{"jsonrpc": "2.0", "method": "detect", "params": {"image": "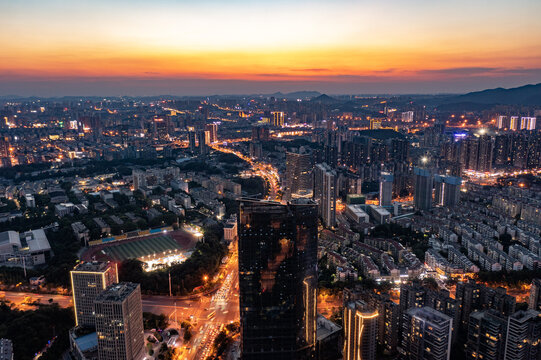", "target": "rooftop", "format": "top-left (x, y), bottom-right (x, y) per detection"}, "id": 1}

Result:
top-left (95, 282), bottom-right (139, 303)
top-left (74, 332), bottom-right (98, 352)
top-left (72, 261), bottom-right (112, 273)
